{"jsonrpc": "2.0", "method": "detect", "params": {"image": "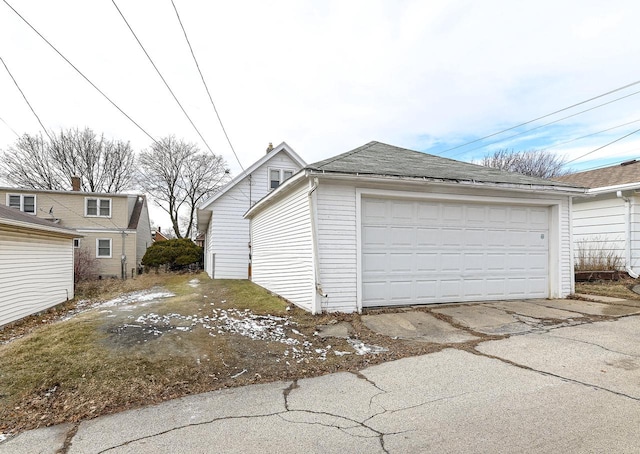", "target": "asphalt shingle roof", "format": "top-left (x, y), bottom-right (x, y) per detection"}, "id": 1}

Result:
top-left (554, 159), bottom-right (640, 189)
top-left (307, 141), bottom-right (578, 188)
top-left (0, 203), bottom-right (78, 235)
